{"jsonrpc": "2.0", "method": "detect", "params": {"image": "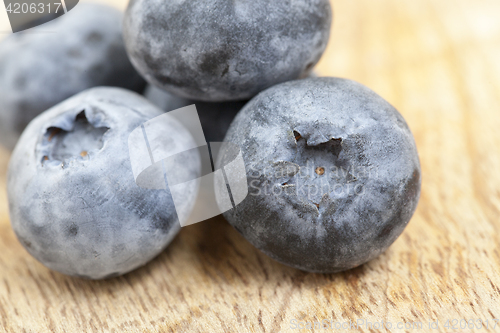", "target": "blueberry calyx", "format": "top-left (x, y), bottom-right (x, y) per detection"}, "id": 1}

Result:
top-left (38, 110), bottom-right (109, 168)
